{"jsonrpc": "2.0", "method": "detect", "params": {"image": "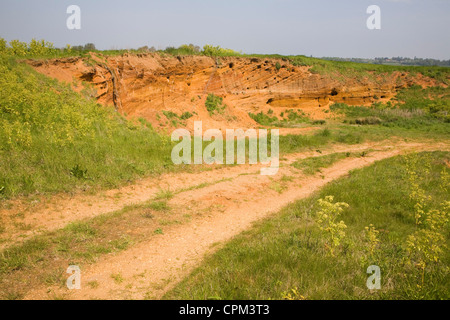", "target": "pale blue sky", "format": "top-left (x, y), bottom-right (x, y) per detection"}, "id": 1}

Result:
top-left (0, 0), bottom-right (449, 59)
